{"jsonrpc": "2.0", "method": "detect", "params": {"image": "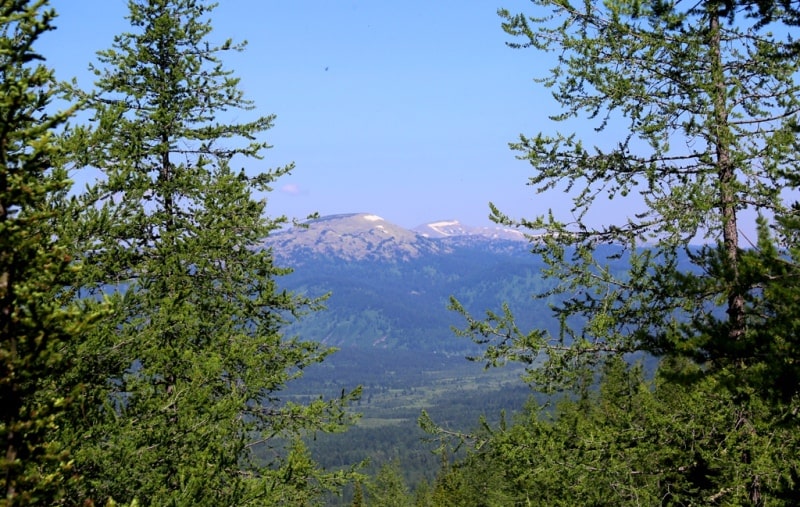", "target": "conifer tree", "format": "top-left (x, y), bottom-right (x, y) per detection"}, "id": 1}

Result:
top-left (366, 460), bottom-right (412, 507)
top-left (351, 480), bottom-right (364, 507)
top-left (0, 1), bottom-right (96, 504)
top-left (444, 0), bottom-right (800, 502)
top-left (454, 0), bottom-right (800, 393)
top-left (56, 1), bottom-right (358, 504)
